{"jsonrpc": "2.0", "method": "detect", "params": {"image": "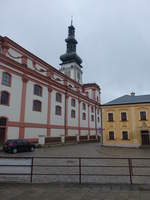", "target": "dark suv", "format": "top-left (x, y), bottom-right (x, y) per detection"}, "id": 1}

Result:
top-left (3, 139), bottom-right (36, 154)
